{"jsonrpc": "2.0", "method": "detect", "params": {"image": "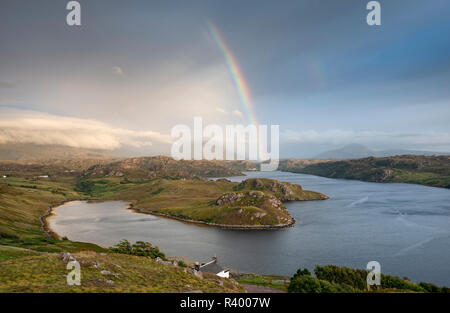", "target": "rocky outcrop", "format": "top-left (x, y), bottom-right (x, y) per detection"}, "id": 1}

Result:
top-left (234, 178), bottom-right (315, 201)
top-left (216, 192), bottom-right (246, 205)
